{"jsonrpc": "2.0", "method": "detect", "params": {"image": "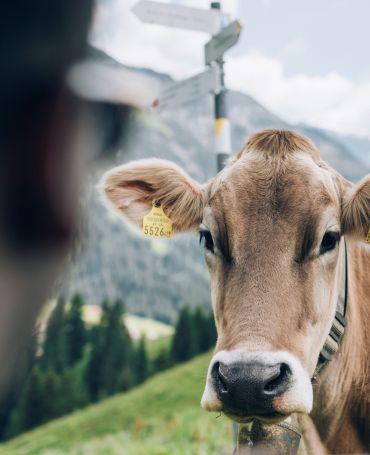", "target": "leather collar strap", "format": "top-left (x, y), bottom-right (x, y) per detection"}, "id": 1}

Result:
top-left (314, 239), bottom-right (348, 376)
